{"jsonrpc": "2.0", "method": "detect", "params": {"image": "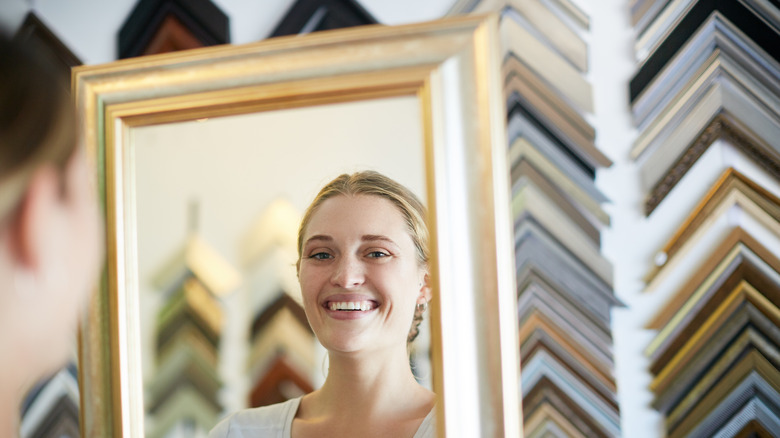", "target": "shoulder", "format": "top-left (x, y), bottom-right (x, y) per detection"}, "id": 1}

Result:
top-left (208, 397), bottom-right (301, 438)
